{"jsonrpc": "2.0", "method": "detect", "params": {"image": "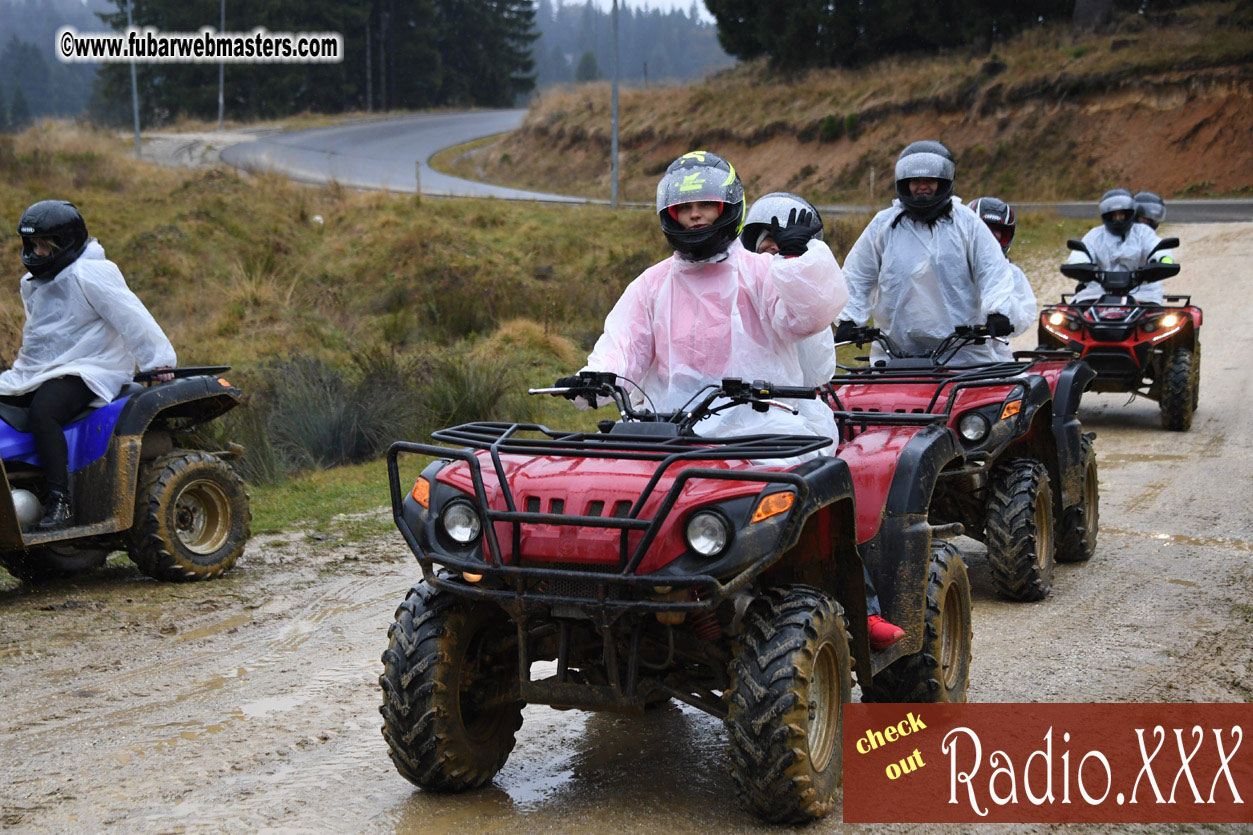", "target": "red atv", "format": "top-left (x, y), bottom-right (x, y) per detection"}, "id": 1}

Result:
top-left (380, 372), bottom-right (973, 823)
top-left (827, 326), bottom-right (1098, 602)
top-left (1038, 236), bottom-right (1200, 431)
